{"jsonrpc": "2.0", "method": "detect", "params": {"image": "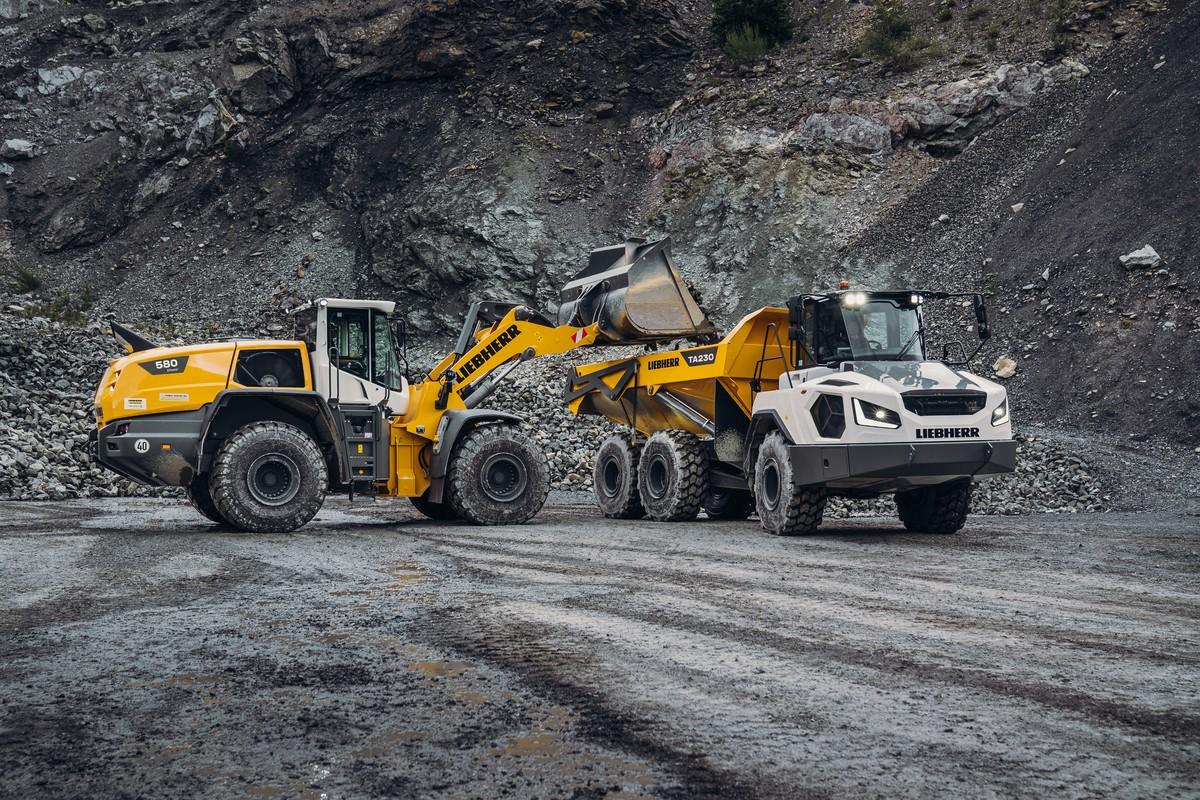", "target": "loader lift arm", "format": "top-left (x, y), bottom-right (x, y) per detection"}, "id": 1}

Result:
top-left (421, 302), bottom-right (600, 413)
